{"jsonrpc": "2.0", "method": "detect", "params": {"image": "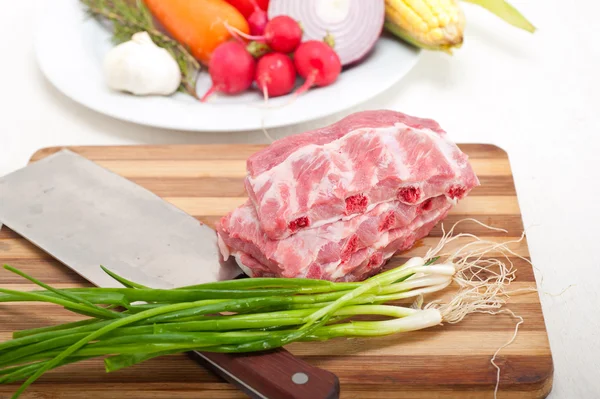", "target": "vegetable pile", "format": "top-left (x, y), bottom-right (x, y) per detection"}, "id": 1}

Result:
top-left (82, 0), bottom-right (535, 100)
top-left (202, 14), bottom-right (342, 101)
